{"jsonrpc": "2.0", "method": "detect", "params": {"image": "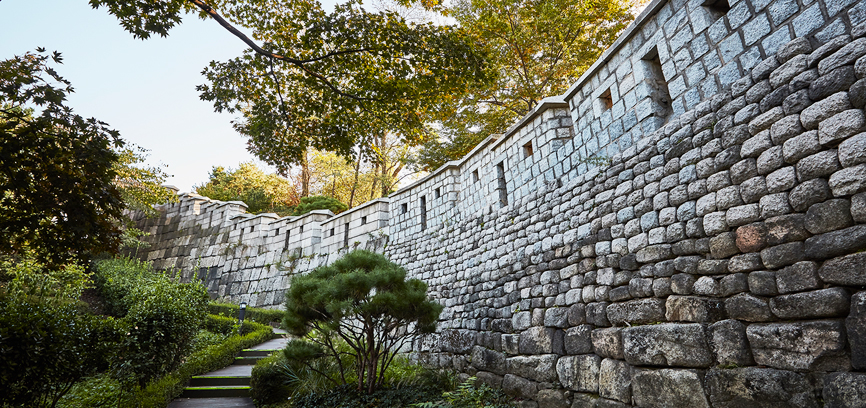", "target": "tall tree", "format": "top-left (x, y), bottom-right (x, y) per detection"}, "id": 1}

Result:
top-left (0, 50), bottom-right (126, 268)
top-left (416, 0), bottom-right (634, 171)
top-left (114, 145), bottom-right (177, 217)
top-left (89, 0), bottom-right (490, 172)
top-left (194, 162), bottom-right (299, 216)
